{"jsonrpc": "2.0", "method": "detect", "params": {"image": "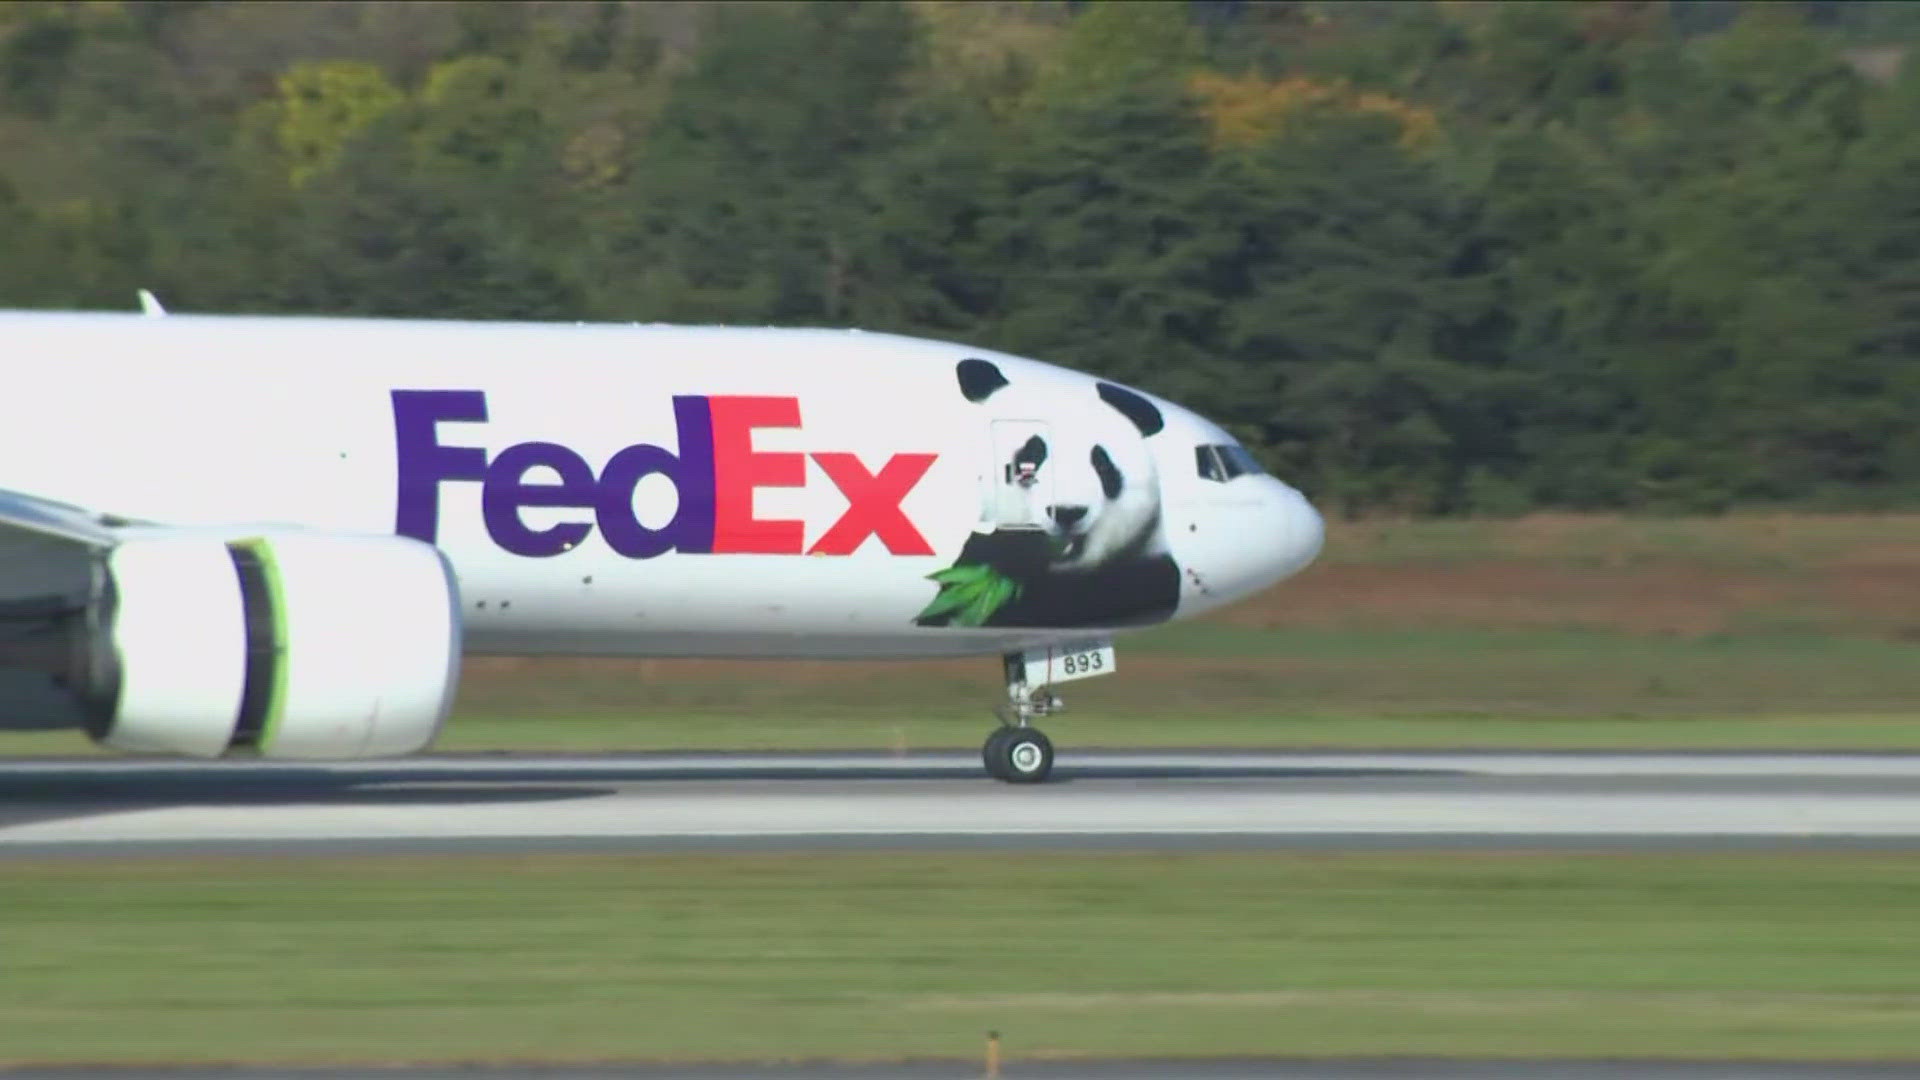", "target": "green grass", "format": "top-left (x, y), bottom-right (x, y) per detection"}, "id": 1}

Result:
top-left (10, 712), bottom-right (1920, 756)
top-left (7, 513), bottom-right (1918, 756)
top-left (435, 712), bottom-right (1920, 752)
top-left (6, 625), bottom-right (1920, 756)
top-left (2, 853), bottom-right (1918, 1064)
top-left (373, 625), bottom-right (1920, 753)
